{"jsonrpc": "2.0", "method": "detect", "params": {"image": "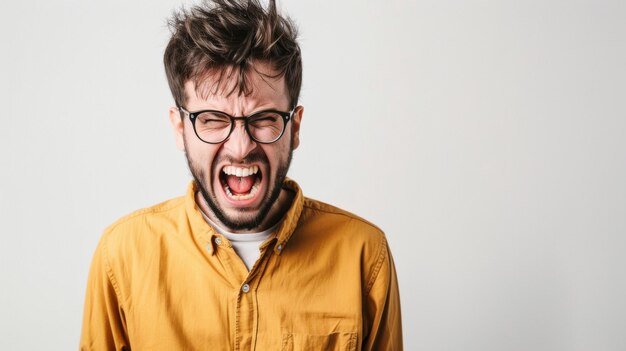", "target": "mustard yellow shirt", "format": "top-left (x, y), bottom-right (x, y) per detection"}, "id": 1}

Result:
top-left (81, 179), bottom-right (402, 350)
